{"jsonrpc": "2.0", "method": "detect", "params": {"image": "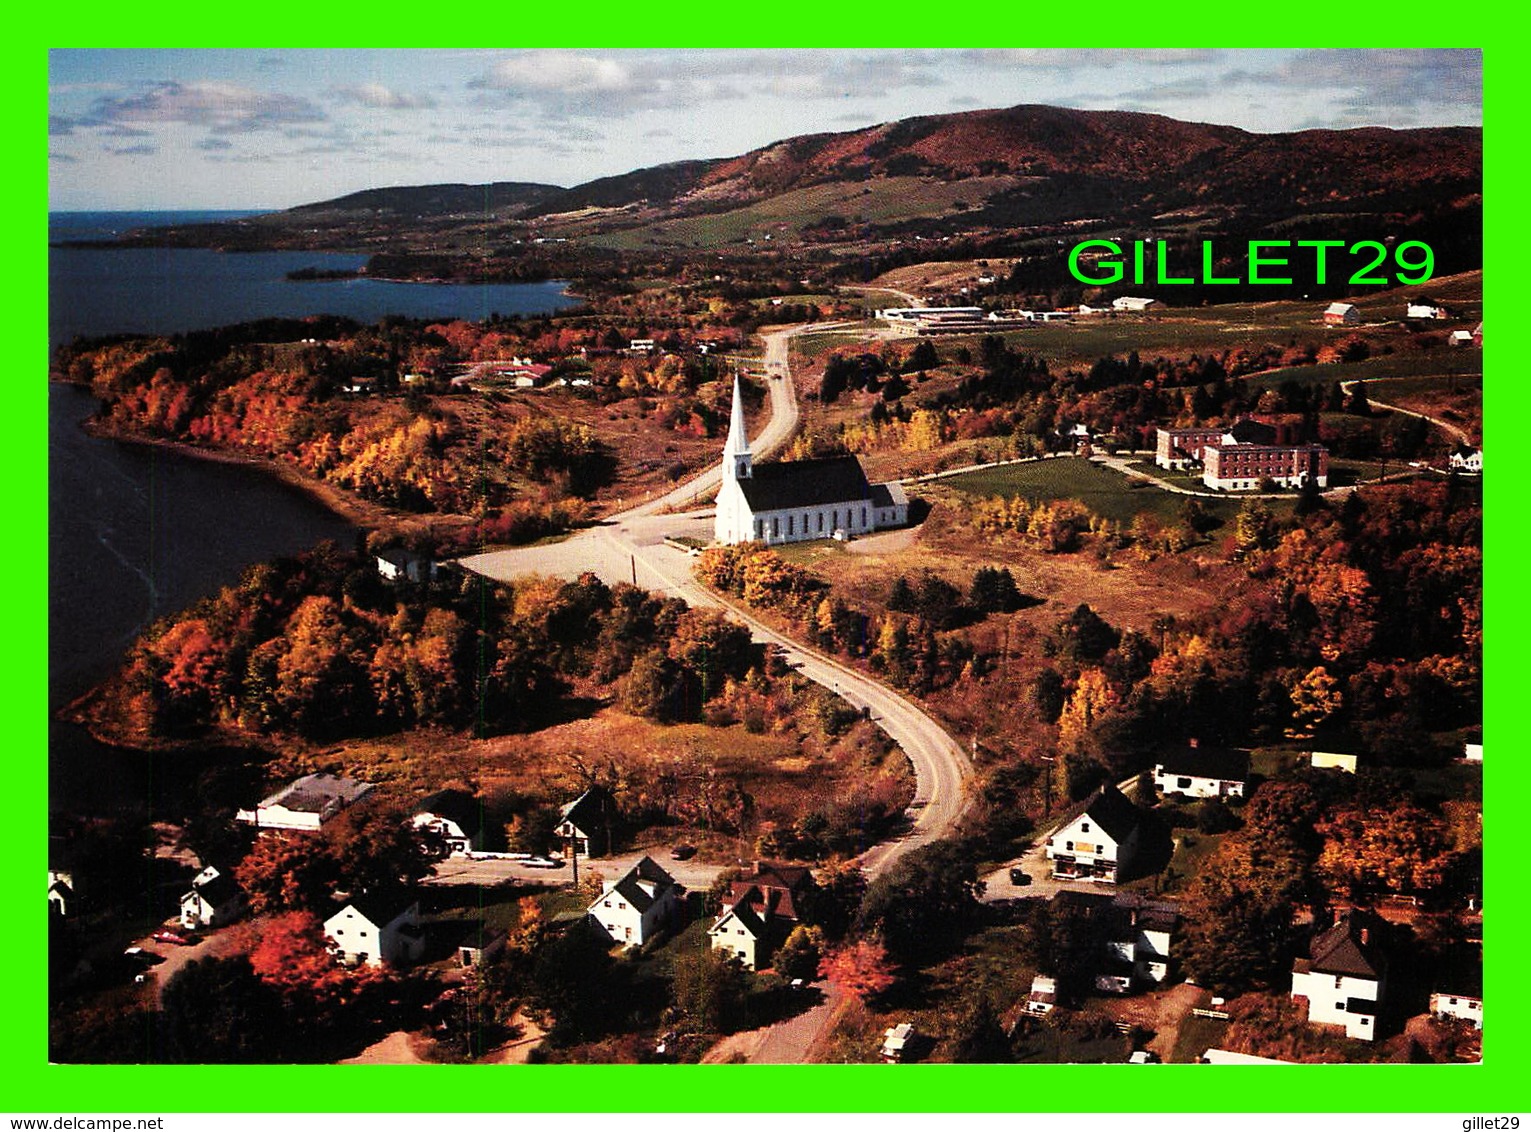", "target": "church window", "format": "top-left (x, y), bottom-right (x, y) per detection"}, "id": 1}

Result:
top-left (817, 512), bottom-right (824, 533)
top-left (788, 515), bottom-right (795, 536)
top-left (755, 519), bottom-right (763, 539)
top-left (862, 507), bottom-right (868, 527)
